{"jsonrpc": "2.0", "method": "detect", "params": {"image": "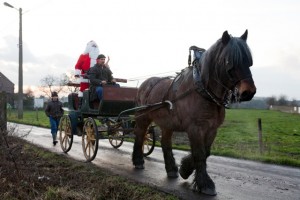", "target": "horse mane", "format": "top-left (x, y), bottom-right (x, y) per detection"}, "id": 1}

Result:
top-left (200, 34), bottom-right (253, 85)
top-left (221, 37), bottom-right (253, 67)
